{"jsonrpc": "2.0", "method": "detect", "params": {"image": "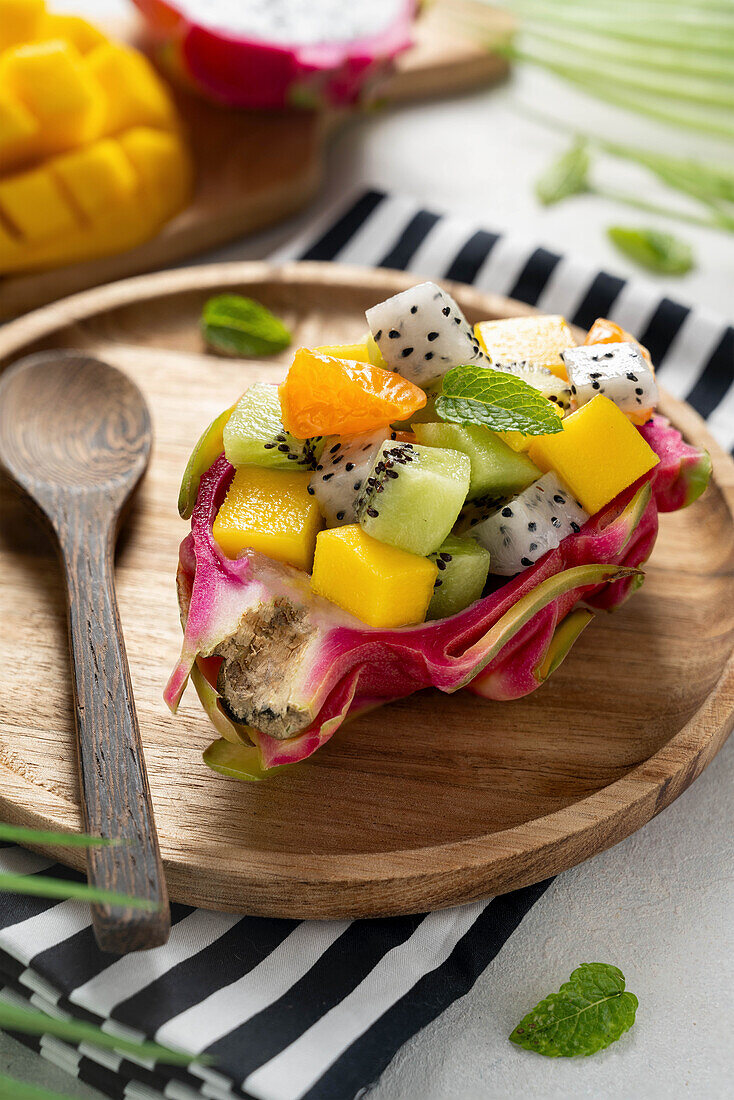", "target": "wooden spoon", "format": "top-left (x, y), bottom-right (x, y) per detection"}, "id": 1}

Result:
top-left (0, 351), bottom-right (169, 953)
